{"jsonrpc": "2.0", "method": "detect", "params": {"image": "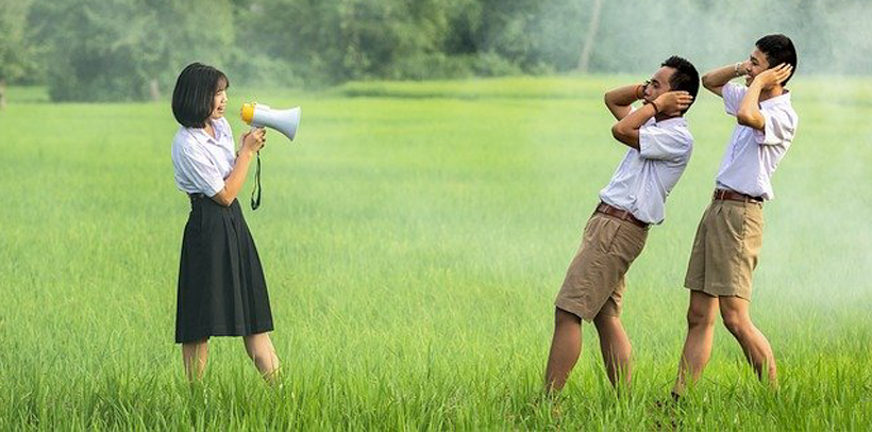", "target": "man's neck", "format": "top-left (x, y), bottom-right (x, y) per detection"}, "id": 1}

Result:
top-left (654, 113), bottom-right (681, 123)
top-left (759, 85), bottom-right (785, 102)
